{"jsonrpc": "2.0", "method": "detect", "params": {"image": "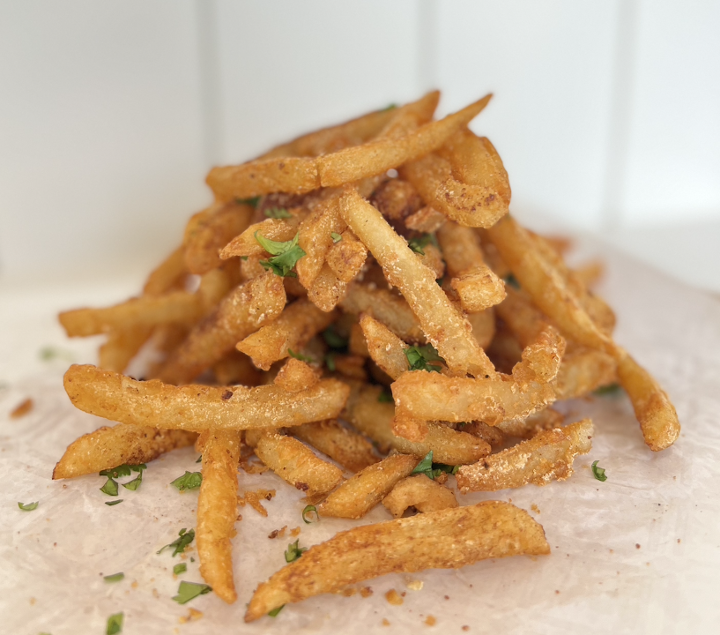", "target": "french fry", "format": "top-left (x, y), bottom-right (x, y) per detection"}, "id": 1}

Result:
top-left (213, 350), bottom-right (263, 386)
top-left (368, 178), bottom-right (424, 222)
top-left (325, 230), bottom-right (368, 283)
top-left (143, 246), bottom-right (188, 296)
top-left (459, 421), bottom-right (505, 447)
top-left (494, 285), bottom-right (551, 348)
top-left (340, 188), bottom-right (496, 379)
top-left (359, 313), bottom-right (409, 380)
top-left (382, 474), bottom-right (458, 518)
top-left (237, 298), bottom-right (334, 370)
top-left (246, 431), bottom-right (344, 499)
top-left (64, 365), bottom-right (350, 432)
top-left (348, 322), bottom-right (369, 357)
top-left (306, 263), bottom-right (349, 312)
top-left (495, 407), bottom-right (565, 439)
top-left (451, 264), bottom-right (506, 313)
top-left (317, 94), bottom-right (492, 187)
top-left (197, 264), bottom-right (238, 313)
top-left (245, 501), bottom-right (550, 621)
top-left (317, 454), bottom-right (419, 519)
top-left (555, 348), bottom-right (617, 400)
top-left (98, 326), bottom-right (153, 373)
top-left (219, 212), bottom-right (307, 260)
top-left (404, 205), bottom-right (447, 233)
top-left (159, 272), bottom-right (286, 384)
top-left (467, 308), bottom-right (495, 350)
top-left (52, 424), bottom-right (197, 479)
top-left (196, 430), bottom-right (241, 604)
top-left (291, 419), bottom-right (378, 473)
top-left (273, 358), bottom-right (320, 393)
top-left (456, 419), bottom-right (593, 493)
top-left (328, 353), bottom-right (367, 380)
top-left (437, 218), bottom-right (487, 275)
